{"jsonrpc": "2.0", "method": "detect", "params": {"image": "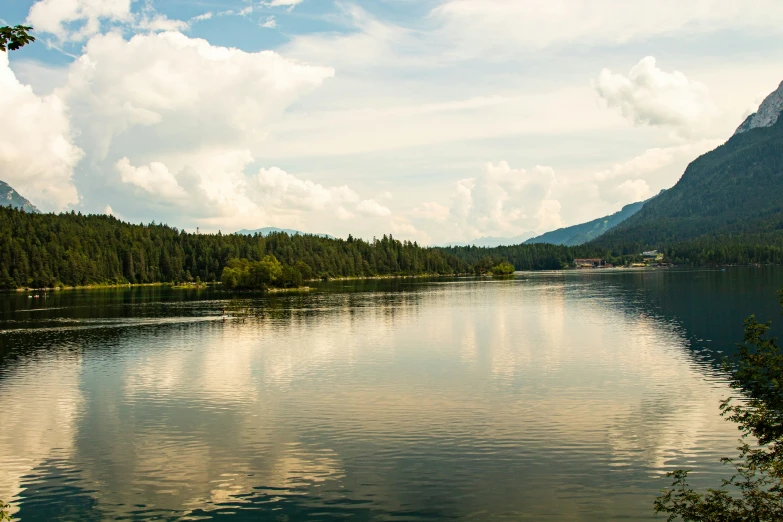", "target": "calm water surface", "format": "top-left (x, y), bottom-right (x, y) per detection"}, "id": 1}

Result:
top-left (1, 267), bottom-right (782, 521)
